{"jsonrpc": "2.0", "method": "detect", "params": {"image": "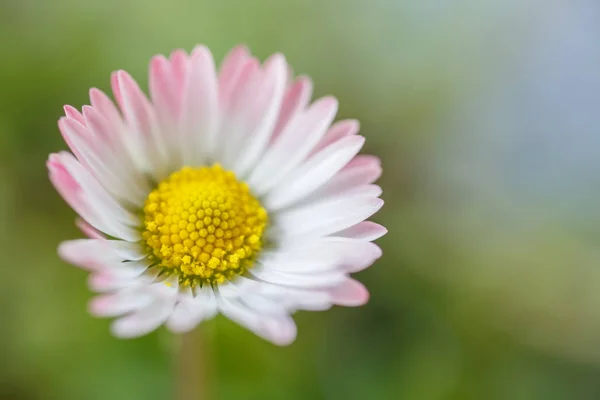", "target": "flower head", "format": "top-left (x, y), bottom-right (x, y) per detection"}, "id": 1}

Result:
top-left (49, 45), bottom-right (385, 345)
